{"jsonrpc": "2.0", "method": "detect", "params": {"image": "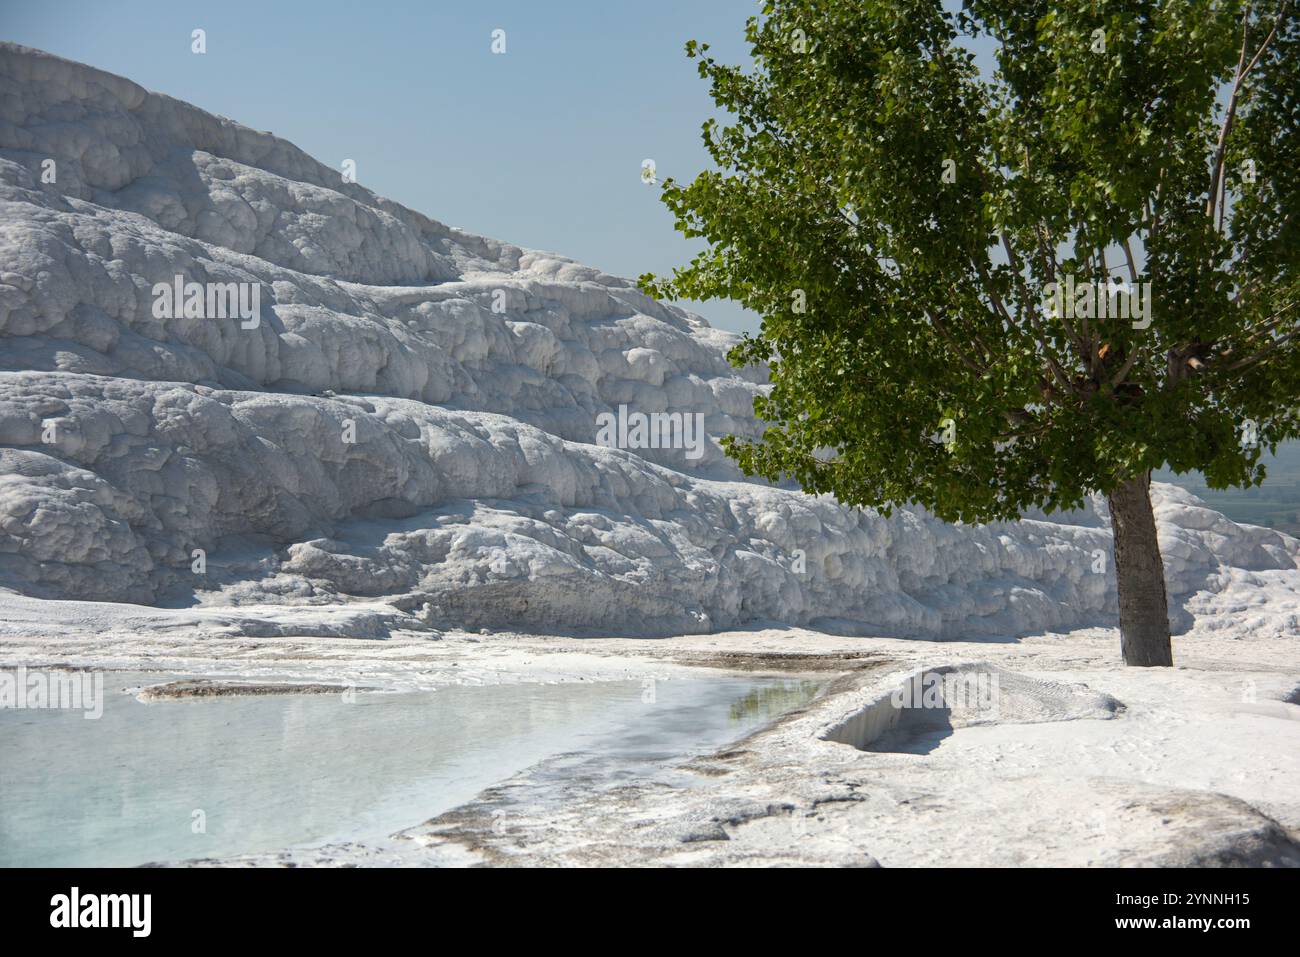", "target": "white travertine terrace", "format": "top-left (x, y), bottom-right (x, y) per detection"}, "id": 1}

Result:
top-left (1, 42), bottom-right (1297, 638)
